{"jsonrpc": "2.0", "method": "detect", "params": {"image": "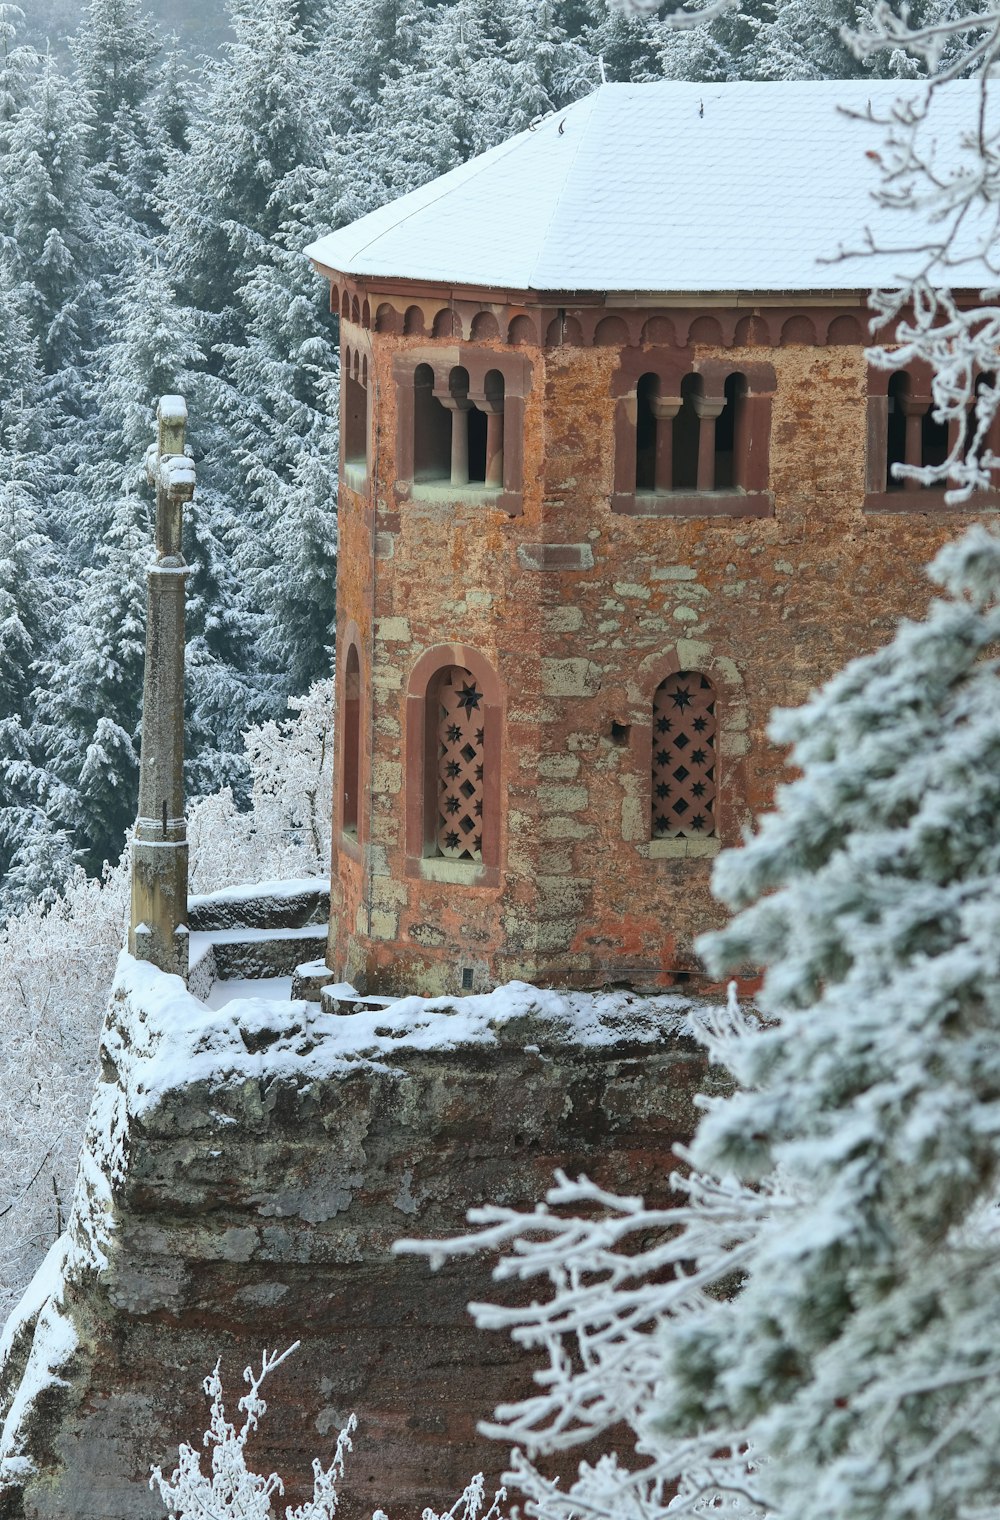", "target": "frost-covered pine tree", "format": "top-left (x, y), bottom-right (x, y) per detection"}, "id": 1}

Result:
top-left (0, 3), bottom-right (37, 146)
top-left (160, 0), bottom-right (326, 349)
top-left (216, 224), bottom-right (340, 695)
top-left (71, 0), bottom-right (164, 233)
top-left (37, 257), bottom-right (205, 873)
top-left (0, 435), bottom-right (71, 906)
top-left (0, 53), bottom-right (105, 382)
